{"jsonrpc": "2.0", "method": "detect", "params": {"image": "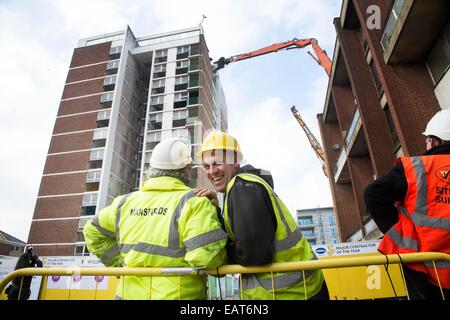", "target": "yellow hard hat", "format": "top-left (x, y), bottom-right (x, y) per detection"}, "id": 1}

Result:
top-left (196, 130), bottom-right (243, 160)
